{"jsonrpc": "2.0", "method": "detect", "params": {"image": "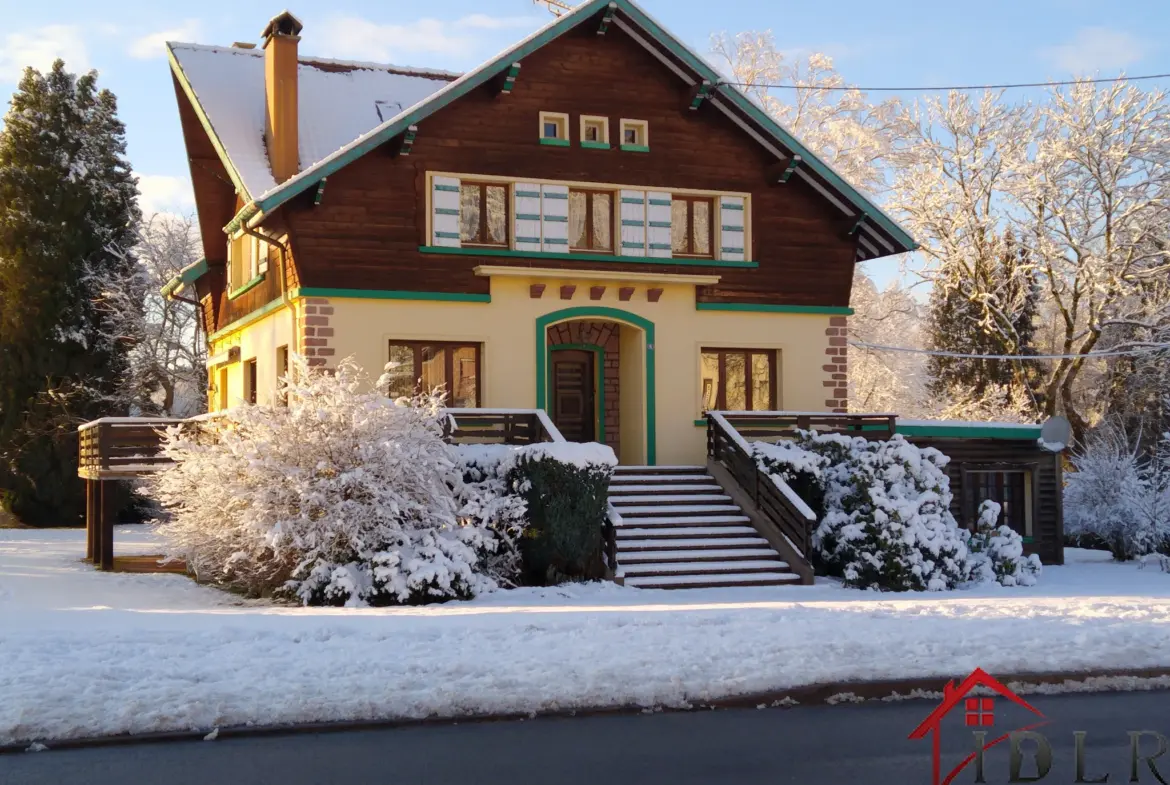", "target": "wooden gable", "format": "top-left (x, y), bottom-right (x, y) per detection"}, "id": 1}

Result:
top-left (282, 22), bottom-right (862, 308)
